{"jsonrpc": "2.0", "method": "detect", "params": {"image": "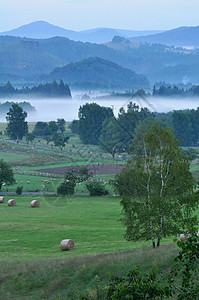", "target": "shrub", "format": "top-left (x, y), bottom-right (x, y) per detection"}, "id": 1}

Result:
top-left (85, 180), bottom-right (109, 196)
top-left (57, 180), bottom-right (75, 195)
top-left (16, 186), bottom-right (23, 195)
